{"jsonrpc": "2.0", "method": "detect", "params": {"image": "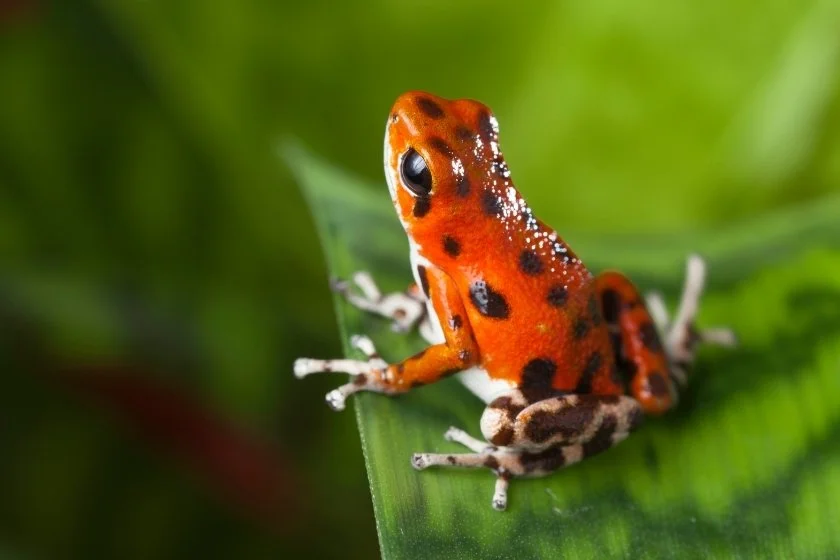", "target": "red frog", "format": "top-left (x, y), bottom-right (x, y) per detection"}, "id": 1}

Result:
top-left (295, 92), bottom-right (736, 511)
